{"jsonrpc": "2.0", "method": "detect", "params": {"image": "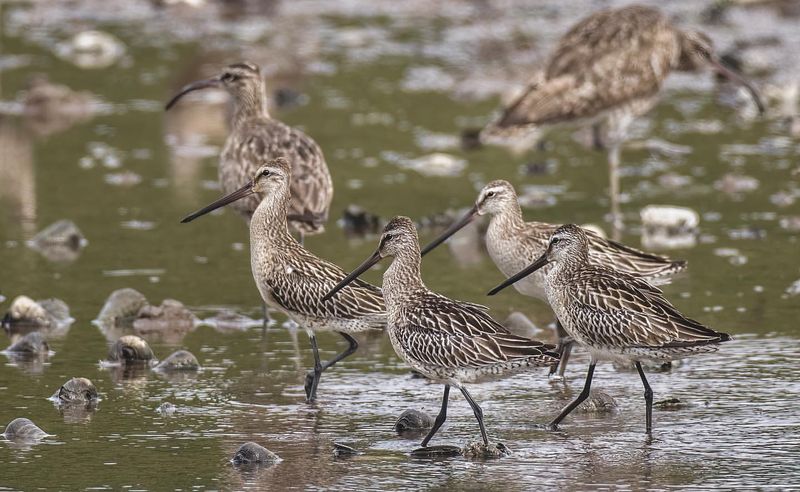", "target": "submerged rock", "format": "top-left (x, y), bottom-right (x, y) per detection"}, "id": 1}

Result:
top-left (23, 74), bottom-right (100, 136)
top-left (55, 30), bottom-right (126, 69)
top-left (394, 409), bottom-right (434, 435)
top-left (232, 442), bottom-right (280, 465)
top-left (96, 288), bottom-right (149, 326)
top-left (402, 153), bottom-right (466, 177)
top-left (502, 312), bottom-right (543, 339)
top-left (654, 398), bottom-right (689, 410)
top-left (27, 220), bottom-right (87, 263)
top-left (341, 204), bottom-right (381, 238)
top-left (52, 377), bottom-right (98, 404)
top-left (200, 310), bottom-right (262, 332)
top-left (332, 442), bottom-right (361, 458)
top-left (577, 390), bottom-right (618, 413)
top-left (133, 299), bottom-right (197, 331)
top-left (2, 295), bottom-right (71, 329)
top-left (108, 335), bottom-right (154, 363)
top-left (462, 441), bottom-right (509, 459)
top-left (156, 402), bottom-right (176, 416)
top-left (5, 332), bottom-right (49, 354)
top-left (3, 418), bottom-right (48, 441)
top-left (154, 350), bottom-right (200, 372)
top-left (410, 444), bottom-right (462, 458)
